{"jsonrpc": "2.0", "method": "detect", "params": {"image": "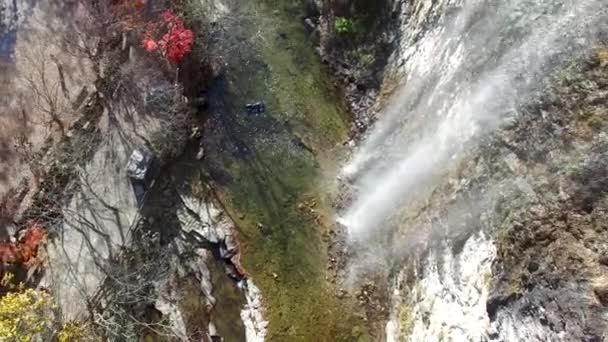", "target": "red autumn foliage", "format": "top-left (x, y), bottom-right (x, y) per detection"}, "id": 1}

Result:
top-left (0, 223), bottom-right (46, 269)
top-left (19, 223), bottom-right (46, 268)
top-left (110, 0), bottom-right (194, 64)
top-left (133, 0), bottom-right (146, 9)
top-left (142, 39), bottom-right (158, 52)
top-left (142, 10), bottom-right (194, 64)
